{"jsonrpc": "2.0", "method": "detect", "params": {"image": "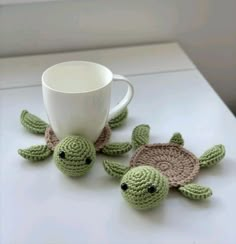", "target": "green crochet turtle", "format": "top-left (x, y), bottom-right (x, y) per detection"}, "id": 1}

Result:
top-left (103, 125), bottom-right (226, 210)
top-left (18, 109), bottom-right (132, 177)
